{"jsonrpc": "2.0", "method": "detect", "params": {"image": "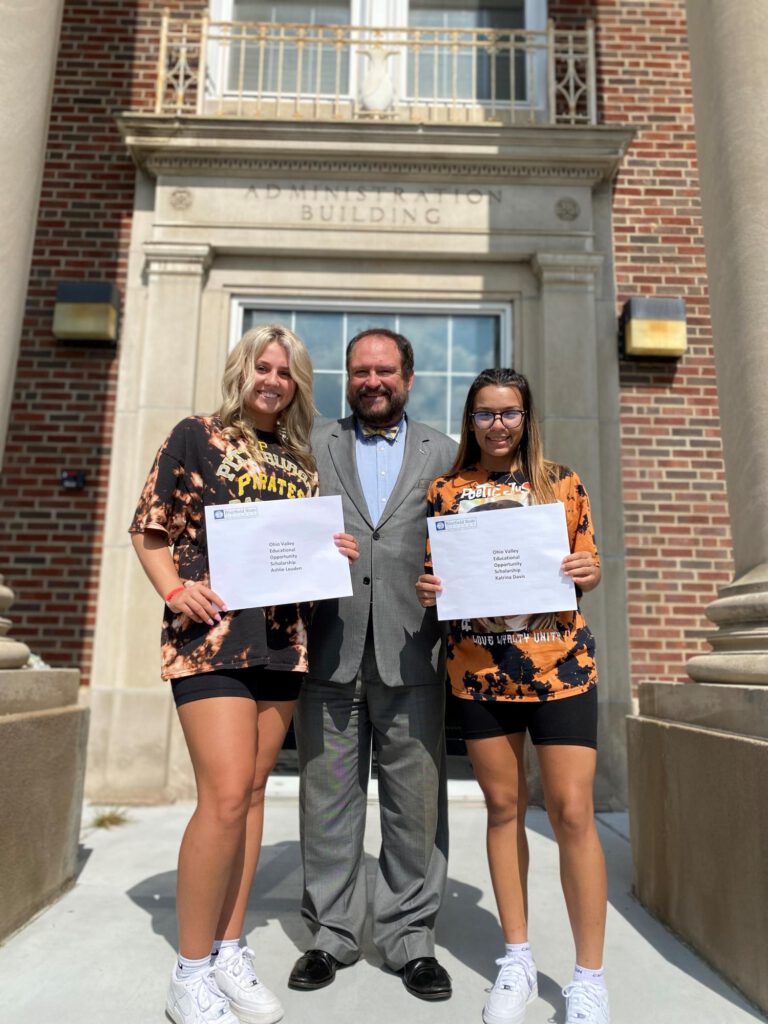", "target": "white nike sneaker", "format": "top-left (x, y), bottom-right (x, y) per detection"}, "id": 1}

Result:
top-left (482, 955), bottom-right (538, 1024)
top-left (214, 946), bottom-right (283, 1024)
top-left (563, 980), bottom-right (610, 1024)
top-left (166, 966), bottom-right (239, 1024)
